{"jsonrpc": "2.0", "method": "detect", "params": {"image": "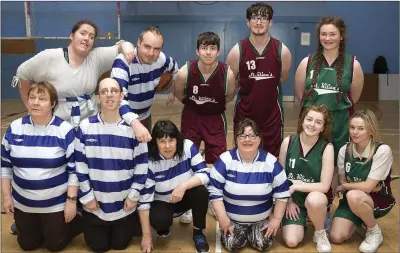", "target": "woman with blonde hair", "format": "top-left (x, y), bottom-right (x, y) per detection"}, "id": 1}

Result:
top-left (279, 104), bottom-right (334, 253)
top-left (330, 109), bottom-right (395, 253)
